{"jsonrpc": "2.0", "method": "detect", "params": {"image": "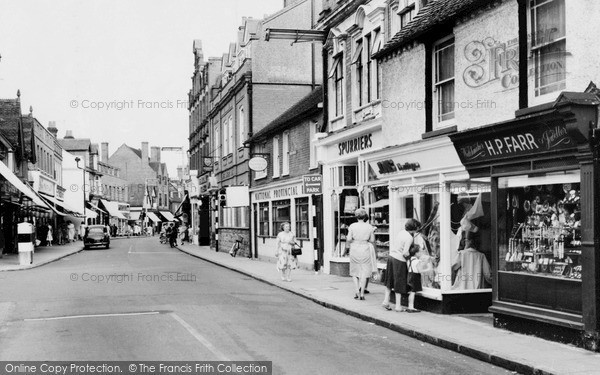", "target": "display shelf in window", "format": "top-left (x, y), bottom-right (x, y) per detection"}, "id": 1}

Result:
top-left (499, 181), bottom-right (582, 281)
